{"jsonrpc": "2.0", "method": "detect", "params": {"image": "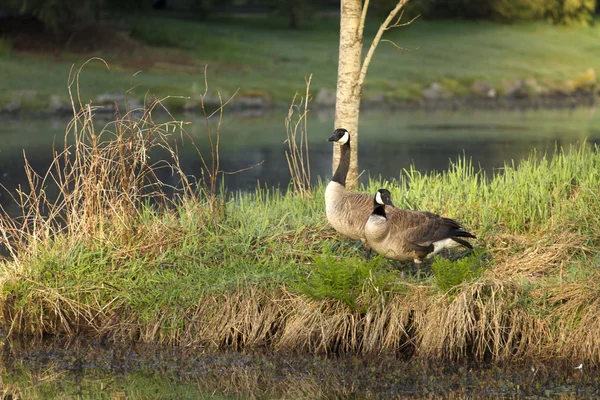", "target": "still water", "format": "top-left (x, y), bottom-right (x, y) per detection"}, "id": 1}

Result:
top-left (2, 339), bottom-right (599, 398)
top-left (0, 107), bottom-right (599, 200)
